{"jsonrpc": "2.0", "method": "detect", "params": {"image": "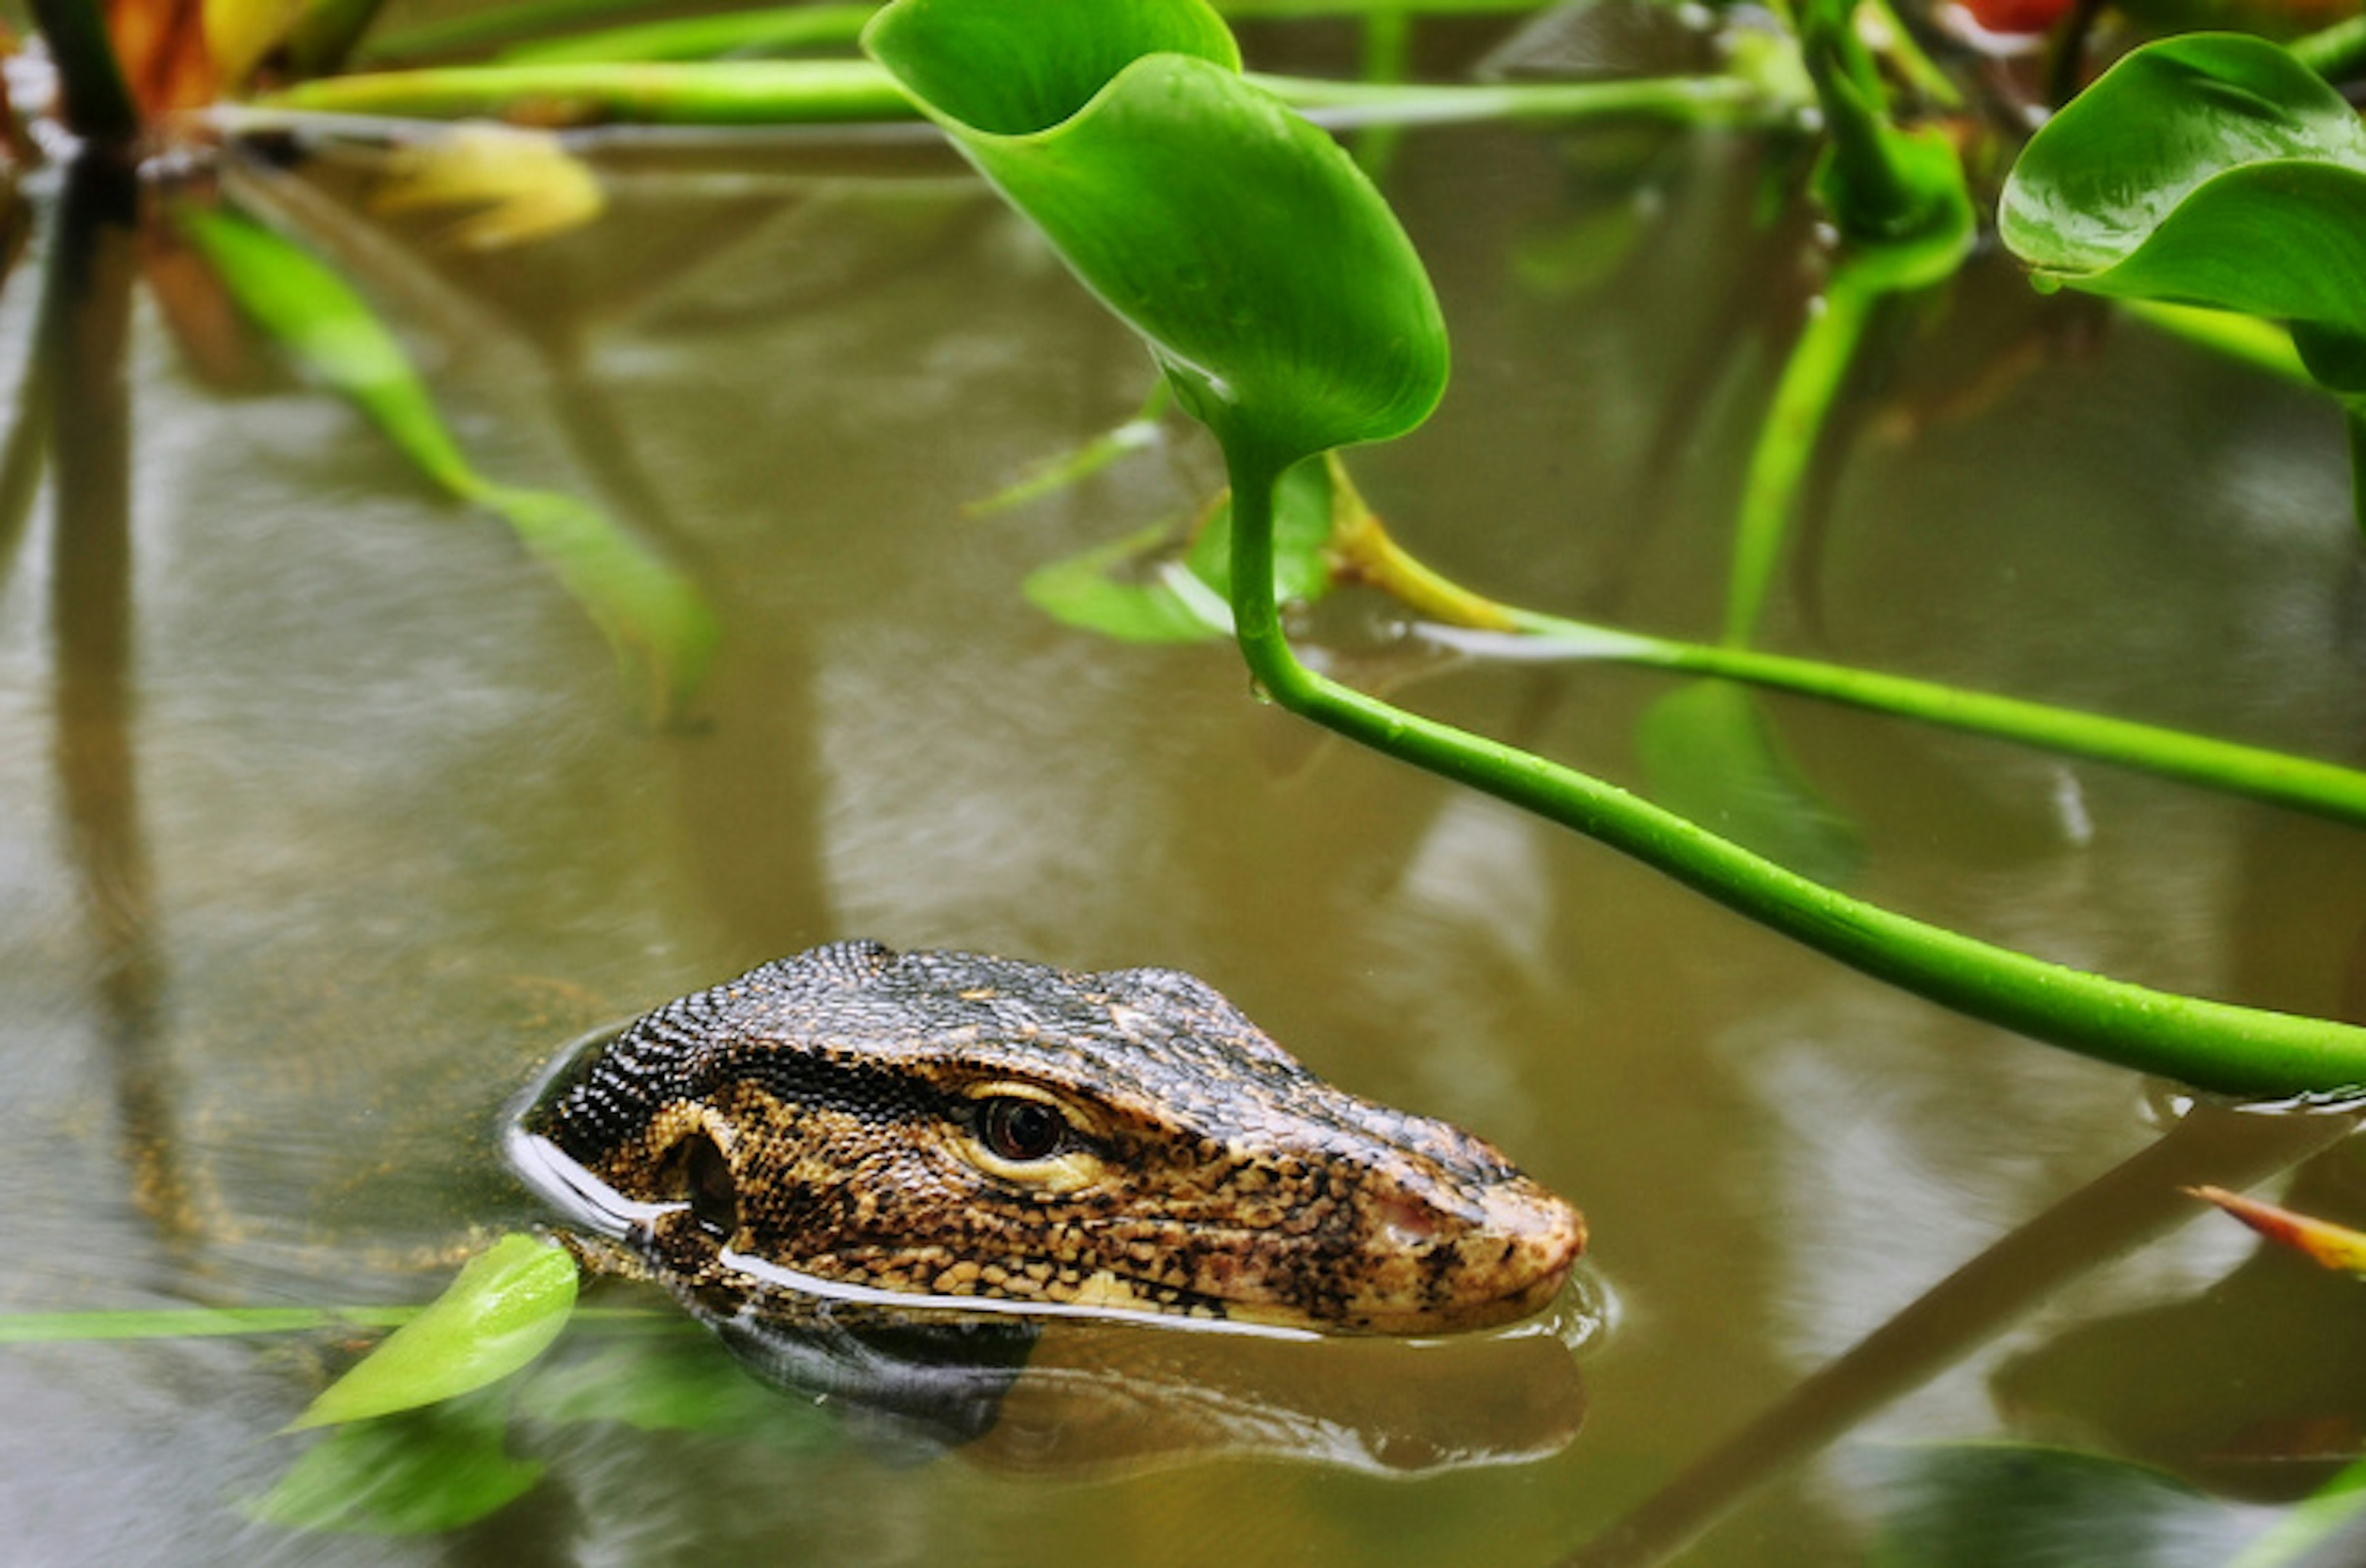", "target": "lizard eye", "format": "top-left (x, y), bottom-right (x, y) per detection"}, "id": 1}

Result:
top-left (977, 1095), bottom-right (1069, 1163)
